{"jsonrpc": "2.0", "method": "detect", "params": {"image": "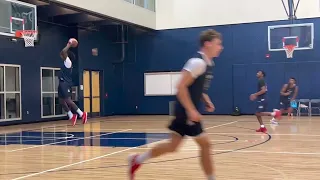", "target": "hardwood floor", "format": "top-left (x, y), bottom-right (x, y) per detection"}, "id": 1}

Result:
top-left (0, 115), bottom-right (319, 179)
